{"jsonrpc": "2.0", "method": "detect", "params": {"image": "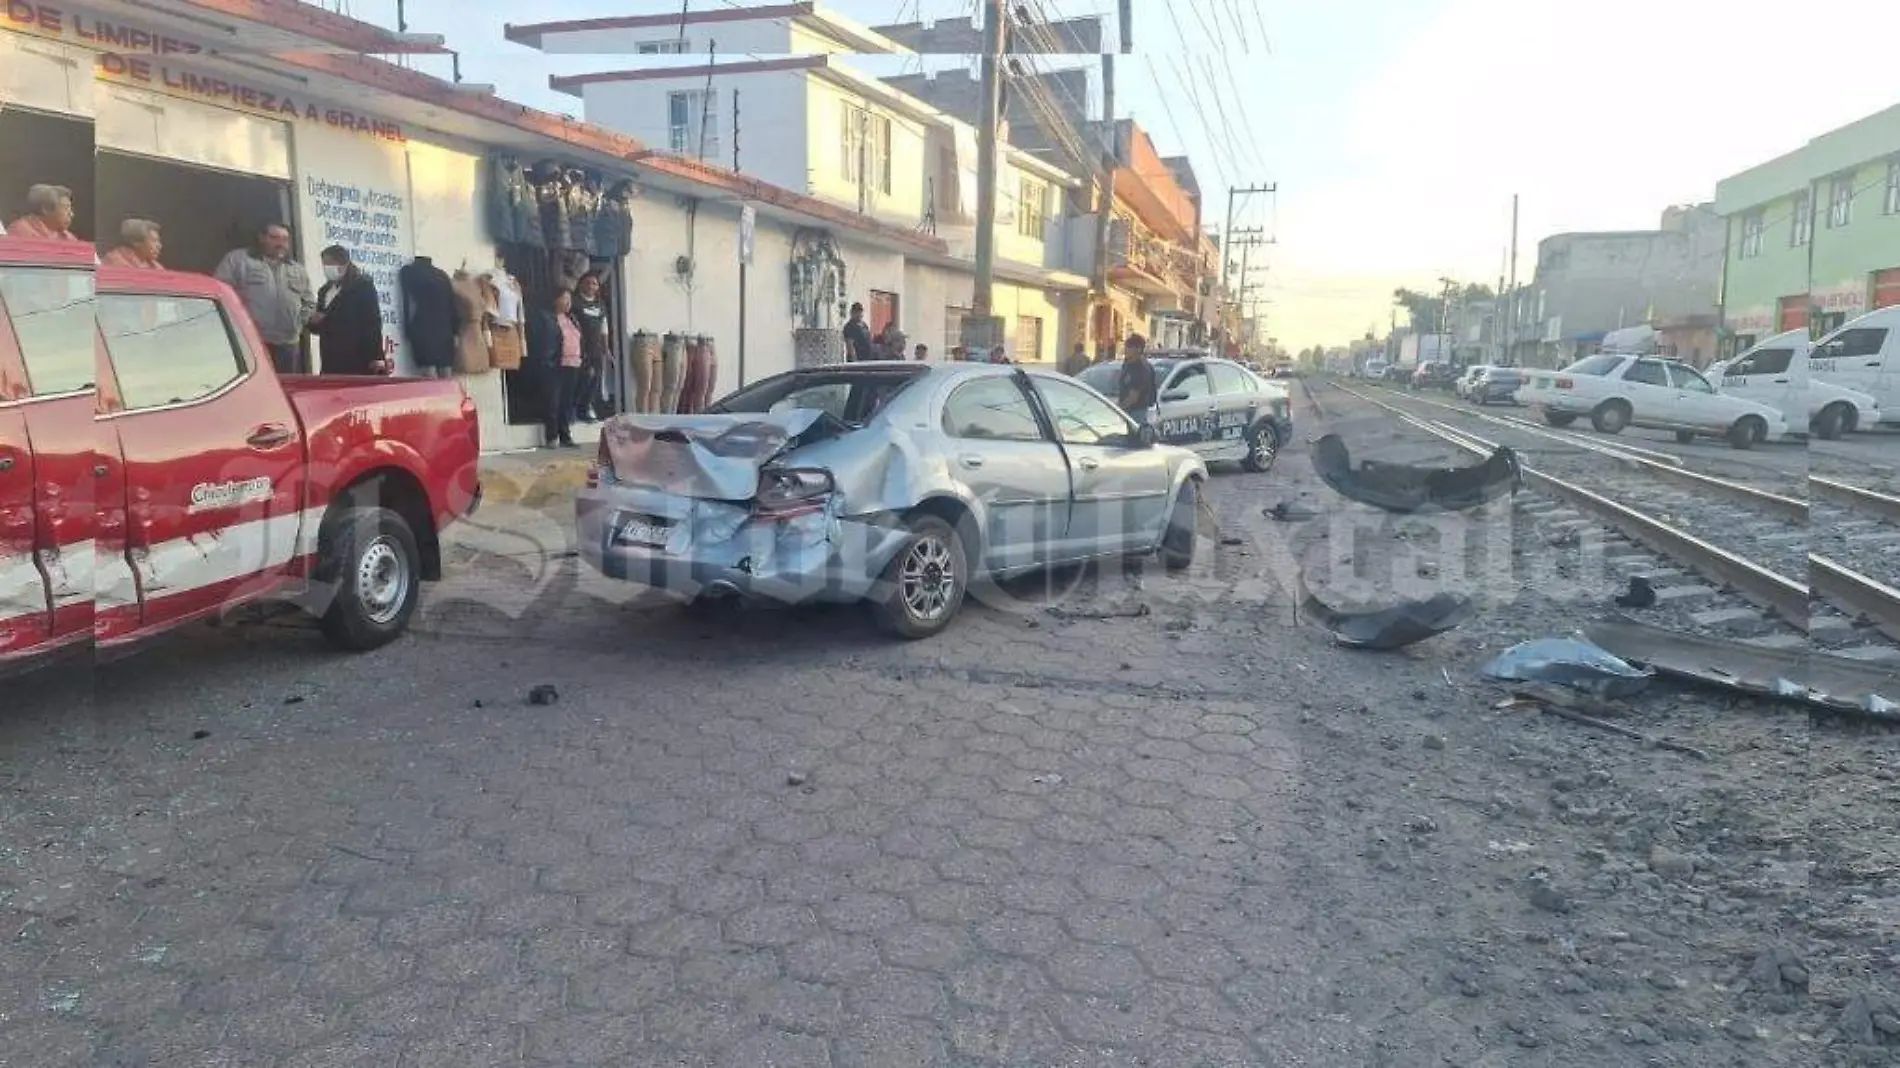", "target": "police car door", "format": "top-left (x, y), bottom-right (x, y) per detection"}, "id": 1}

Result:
top-left (1206, 361), bottom-right (1260, 461)
top-left (1155, 361), bottom-right (1217, 454)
